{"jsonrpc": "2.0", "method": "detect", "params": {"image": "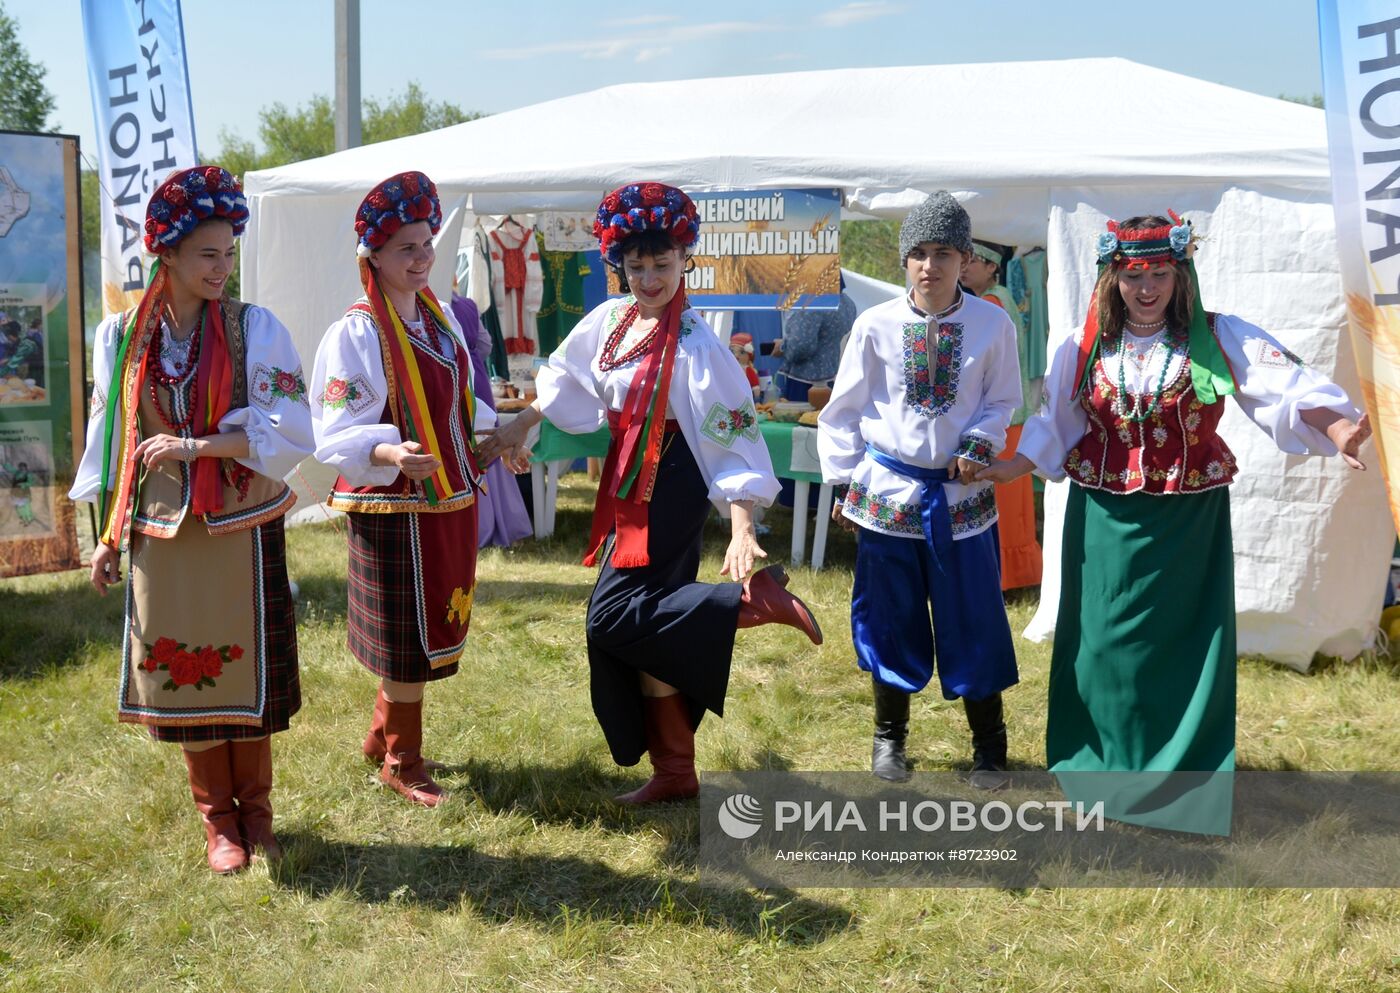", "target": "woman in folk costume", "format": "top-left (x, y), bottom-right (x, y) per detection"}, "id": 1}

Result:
top-left (817, 191), bottom-right (1021, 791)
top-left (978, 213), bottom-right (1371, 834)
top-left (478, 182), bottom-right (822, 805)
top-left (71, 166), bottom-right (314, 874)
top-left (962, 240), bottom-right (1042, 591)
top-left (311, 172), bottom-right (489, 808)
